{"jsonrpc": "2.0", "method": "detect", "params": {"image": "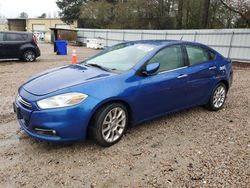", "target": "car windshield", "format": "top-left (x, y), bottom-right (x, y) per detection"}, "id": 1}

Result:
top-left (83, 43), bottom-right (157, 72)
